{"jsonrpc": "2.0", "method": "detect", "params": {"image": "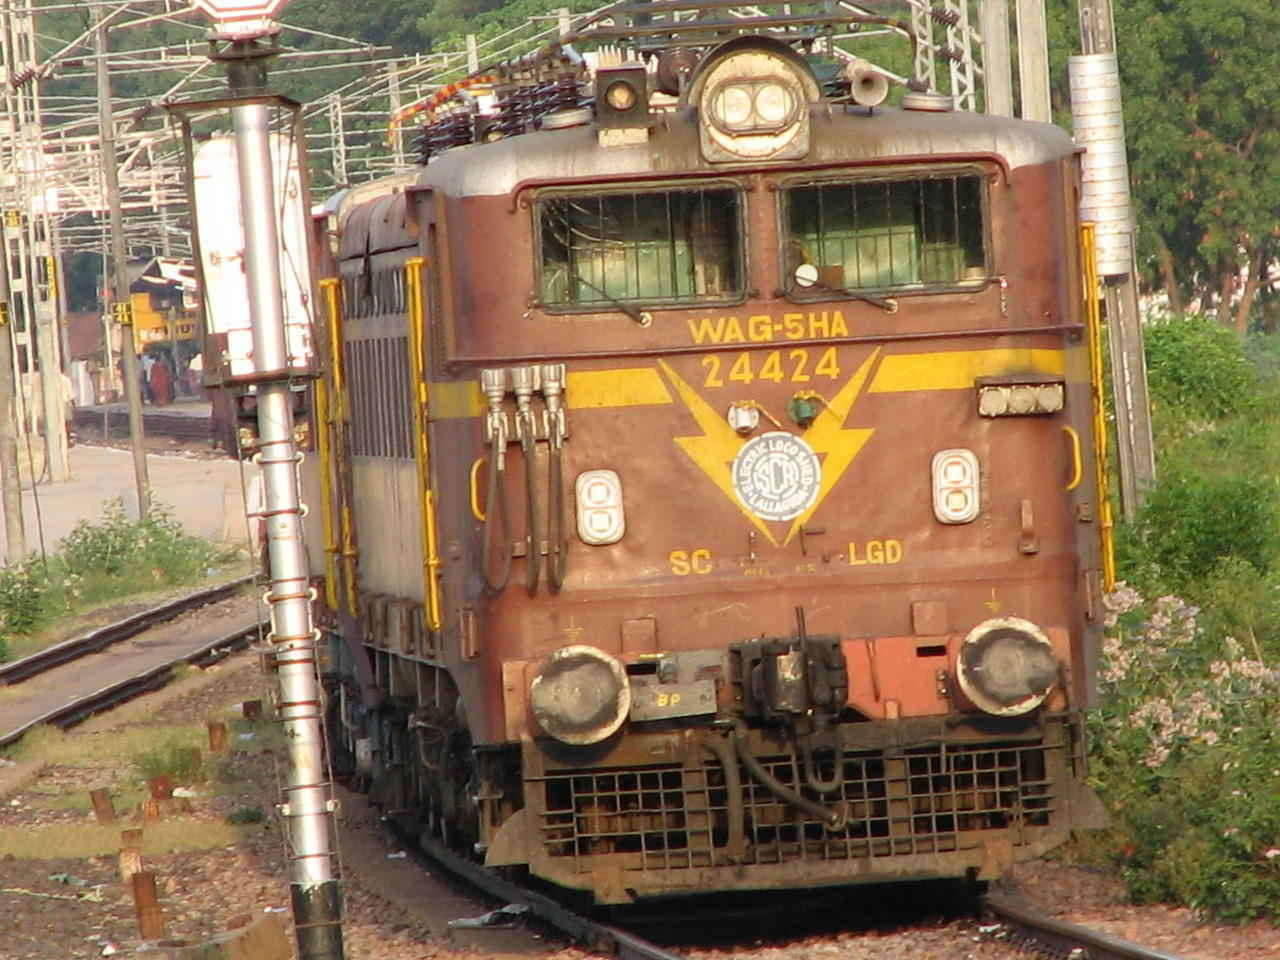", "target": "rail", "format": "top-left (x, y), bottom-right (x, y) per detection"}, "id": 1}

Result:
top-left (0, 575), bottom-right (255, 686)
top-left (392, 817), bottom-right (690, 960)
top-left (0, 619), bottom-right (262, 749)
top-left (984, 892), bottom-right (1187, 960)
